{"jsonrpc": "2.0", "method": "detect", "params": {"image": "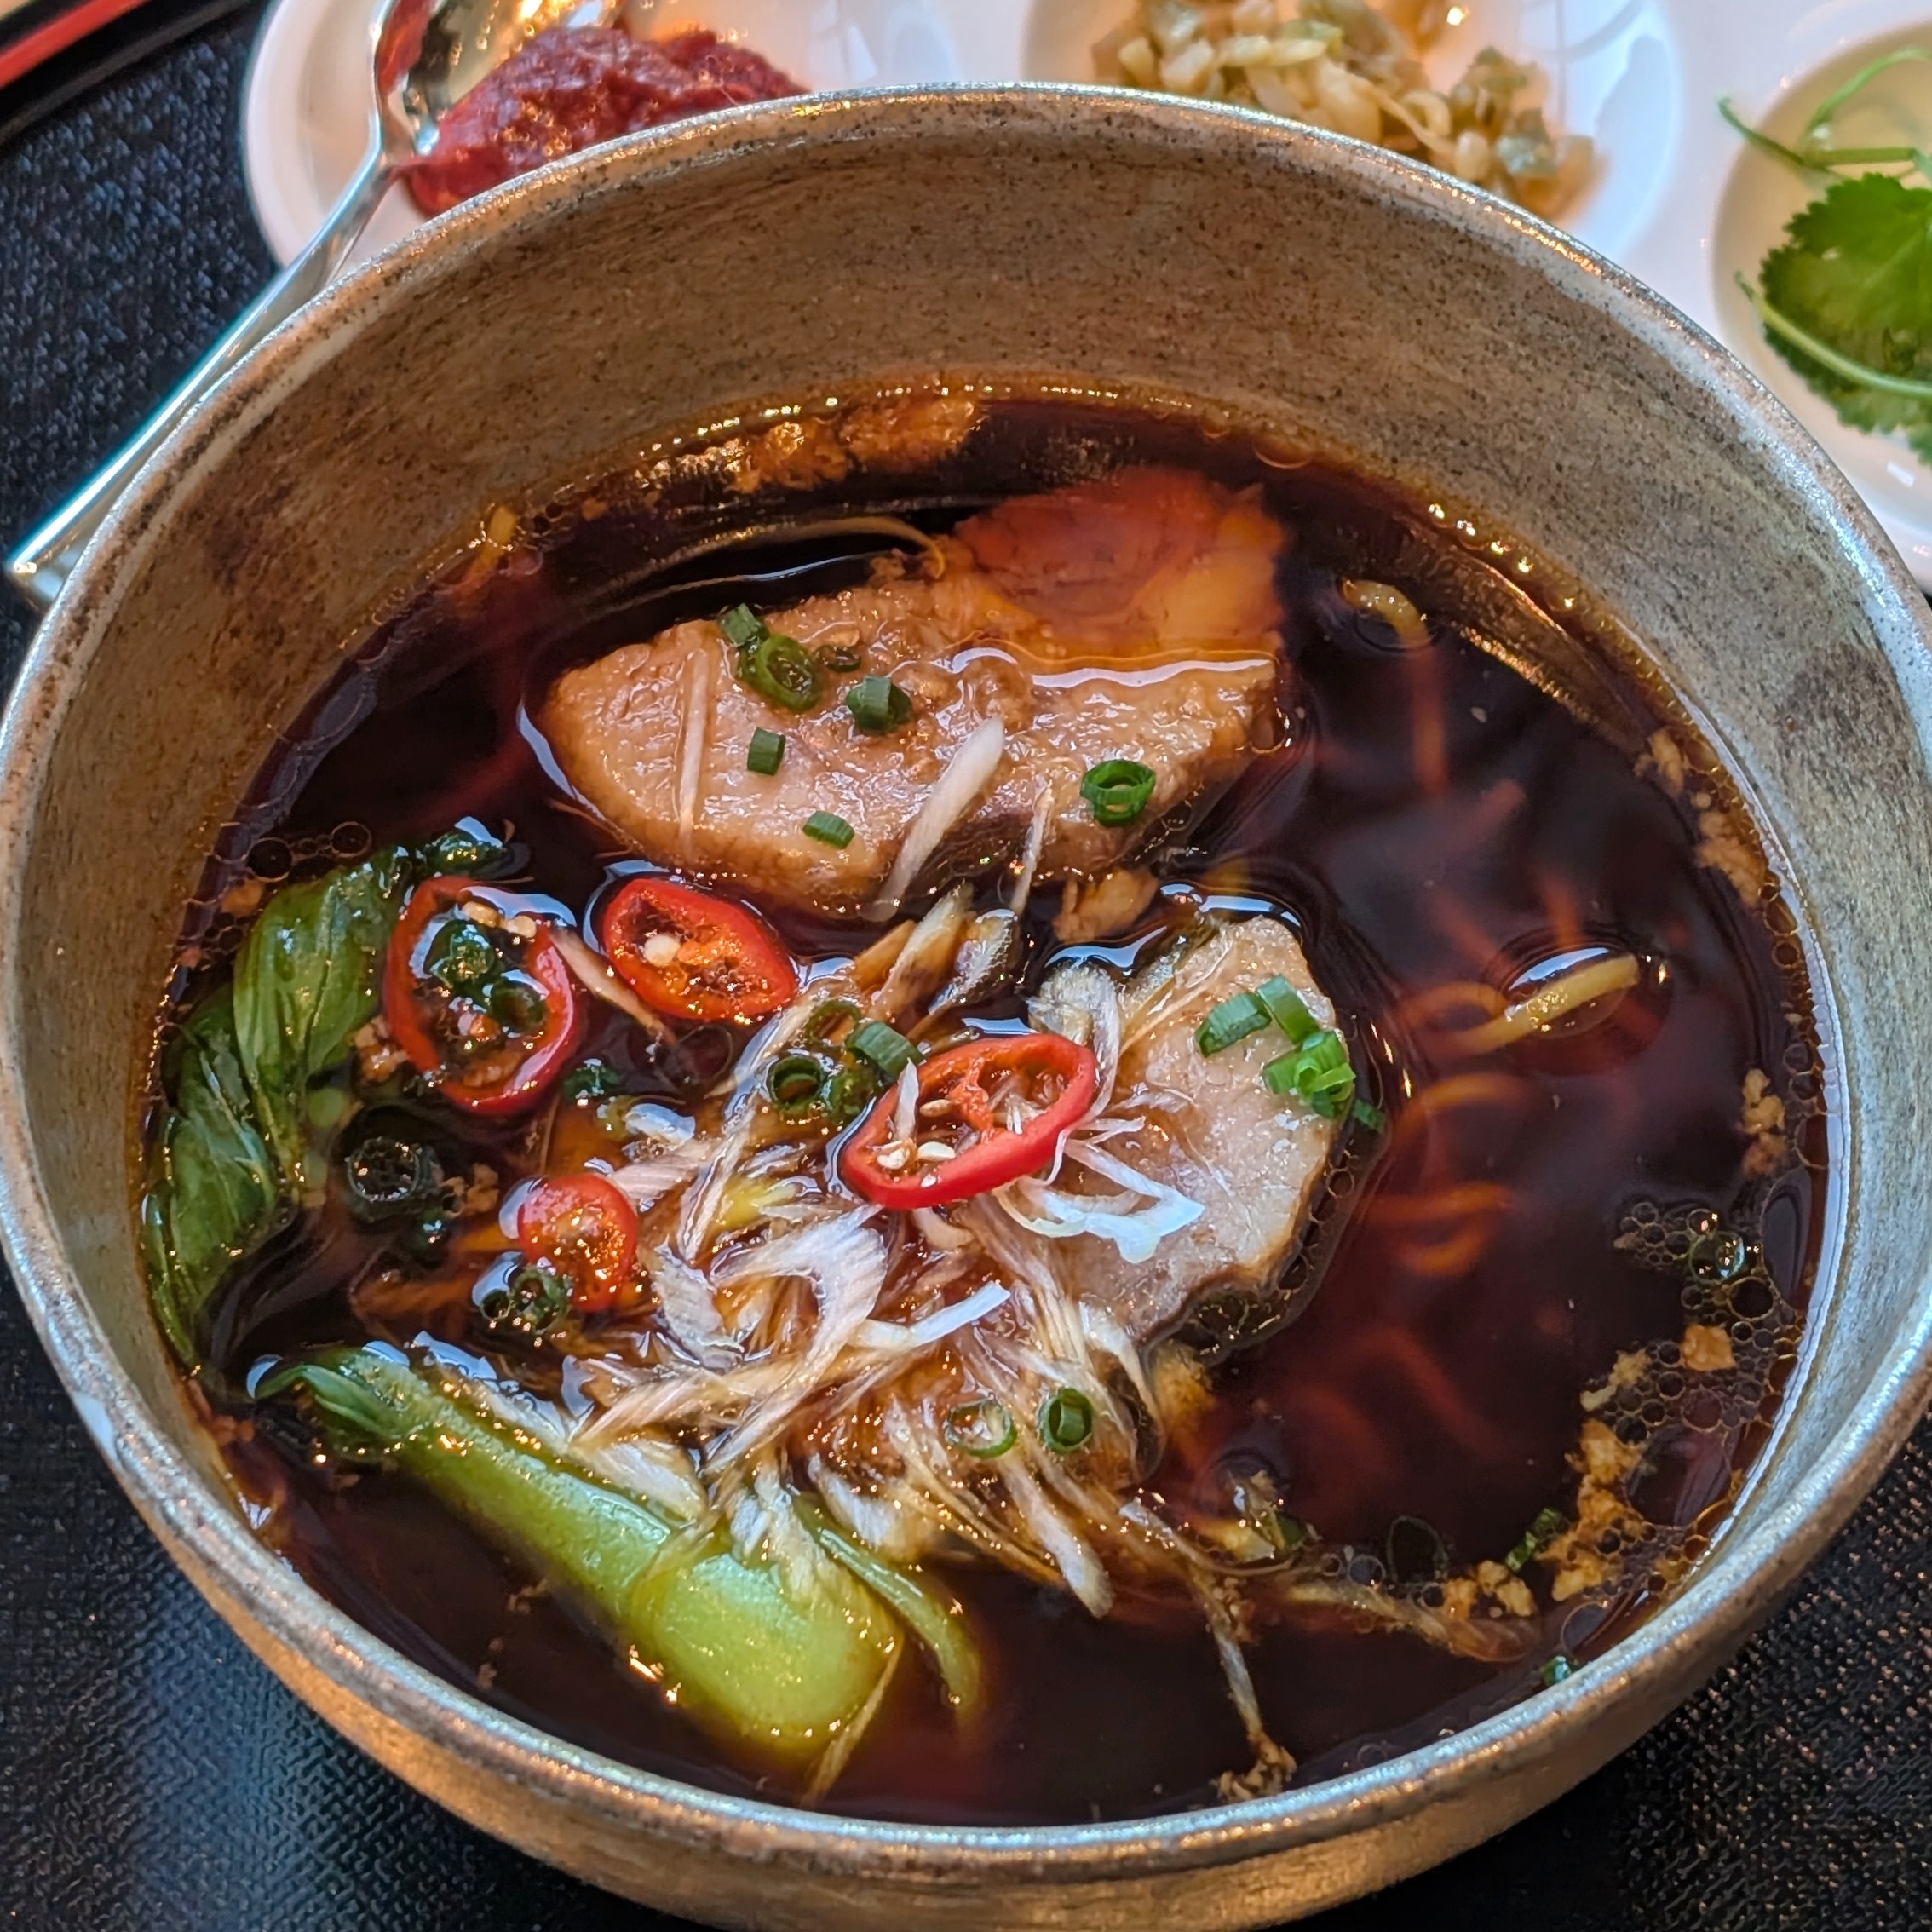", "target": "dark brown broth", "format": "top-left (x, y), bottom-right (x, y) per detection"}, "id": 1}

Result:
top-left (173, 397), bottom-right (1823, 1825)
